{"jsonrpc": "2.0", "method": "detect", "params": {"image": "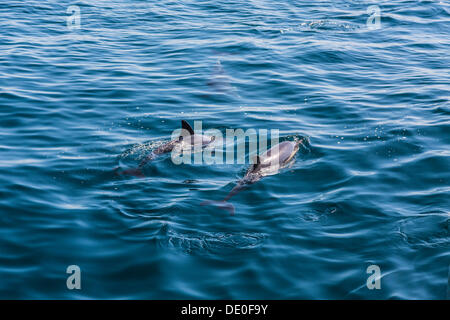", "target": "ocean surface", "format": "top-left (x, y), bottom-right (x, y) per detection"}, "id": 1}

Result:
top-left (0, 0), bottom-right (449, 299)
